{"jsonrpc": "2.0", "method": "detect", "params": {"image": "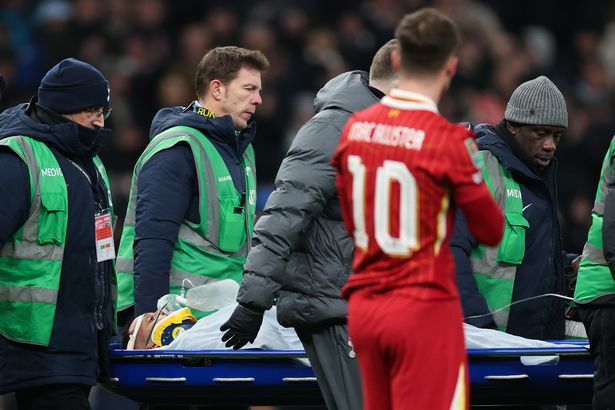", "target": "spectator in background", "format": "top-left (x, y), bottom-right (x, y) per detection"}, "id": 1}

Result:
top-left (115, 47), bottom-right (269, 321)
top-left (333, 9), bottom-right (503, 409)
top-left (452, 76), bottom-right (578, 340)
top-left (219, 39), bottom-right (399, 410)
top-left (0, 58), bottom-right (115, 410)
